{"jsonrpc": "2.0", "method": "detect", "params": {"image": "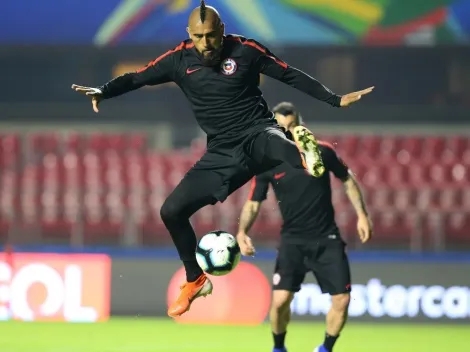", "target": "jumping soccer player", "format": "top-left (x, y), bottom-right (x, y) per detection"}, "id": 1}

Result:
top-left (236, 102), bottom-right (372, 352)
top-left (72, 1), bottom-right (374, 318)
